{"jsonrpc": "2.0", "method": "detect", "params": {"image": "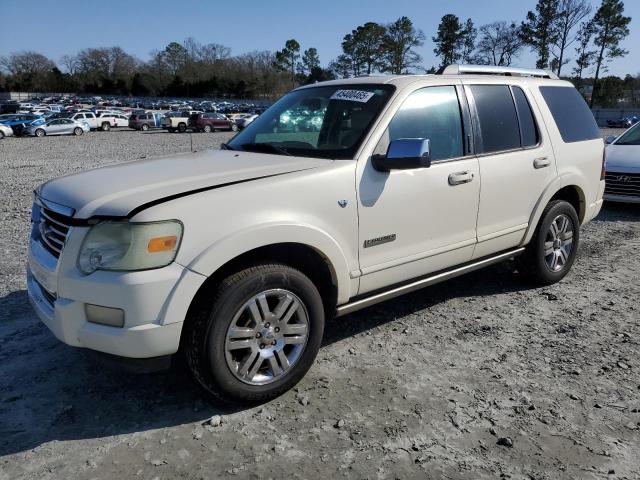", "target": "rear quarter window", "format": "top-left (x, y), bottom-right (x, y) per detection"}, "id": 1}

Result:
top-left (539, 86), bottom-right (600, 143)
